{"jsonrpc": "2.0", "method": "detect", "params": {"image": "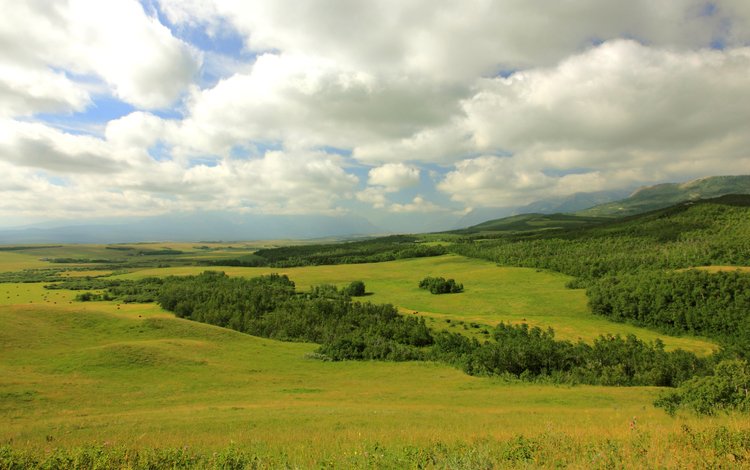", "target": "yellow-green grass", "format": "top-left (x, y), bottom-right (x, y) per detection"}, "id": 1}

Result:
top-left (0, 251), bottom-right (49, 272)
top-left (1, 303), bottom-right (744, 462)
top-left (689, 265), bottom-right (750, 273)
top-left (120, 254), bottom-right (716, 354)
